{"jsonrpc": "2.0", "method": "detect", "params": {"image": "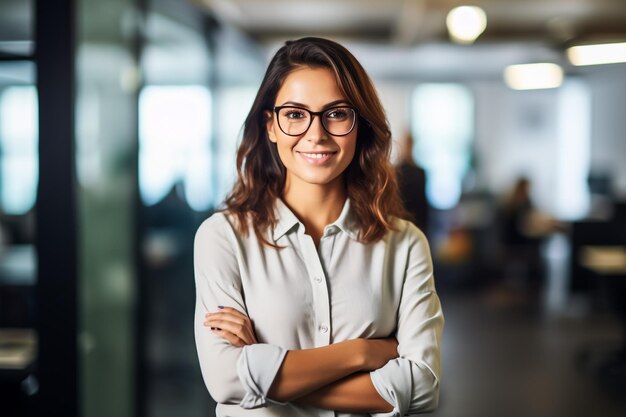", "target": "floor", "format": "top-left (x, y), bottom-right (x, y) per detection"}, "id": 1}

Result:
top-left (430, 284), bottom-right (626, 417)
